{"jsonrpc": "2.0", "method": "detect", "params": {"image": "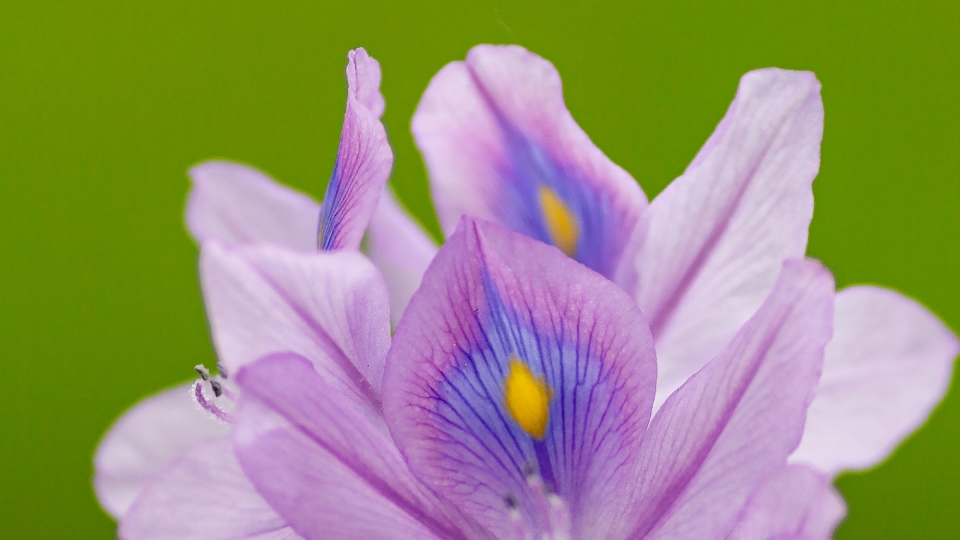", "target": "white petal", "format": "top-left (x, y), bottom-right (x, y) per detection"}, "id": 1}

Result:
top-left (94, 383), bottom-right (230, 517)
top-left (792, 286), bottom-right (959, 474)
